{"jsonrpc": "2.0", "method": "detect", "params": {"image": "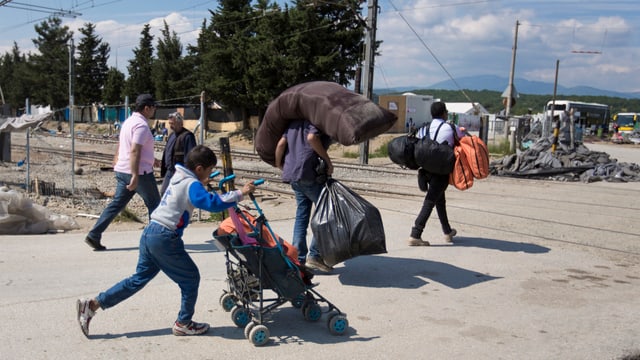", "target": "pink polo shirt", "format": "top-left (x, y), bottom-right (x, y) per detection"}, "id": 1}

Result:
top-left (113, 112), bottom-right (155, 175)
